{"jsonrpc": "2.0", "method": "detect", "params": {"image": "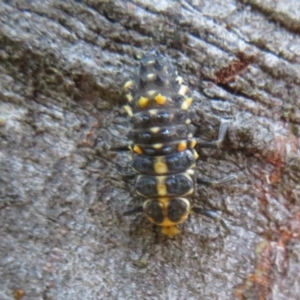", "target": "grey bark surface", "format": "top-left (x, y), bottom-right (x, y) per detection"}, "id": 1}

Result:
top-left (1, 0), bottom-right (300, 299)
